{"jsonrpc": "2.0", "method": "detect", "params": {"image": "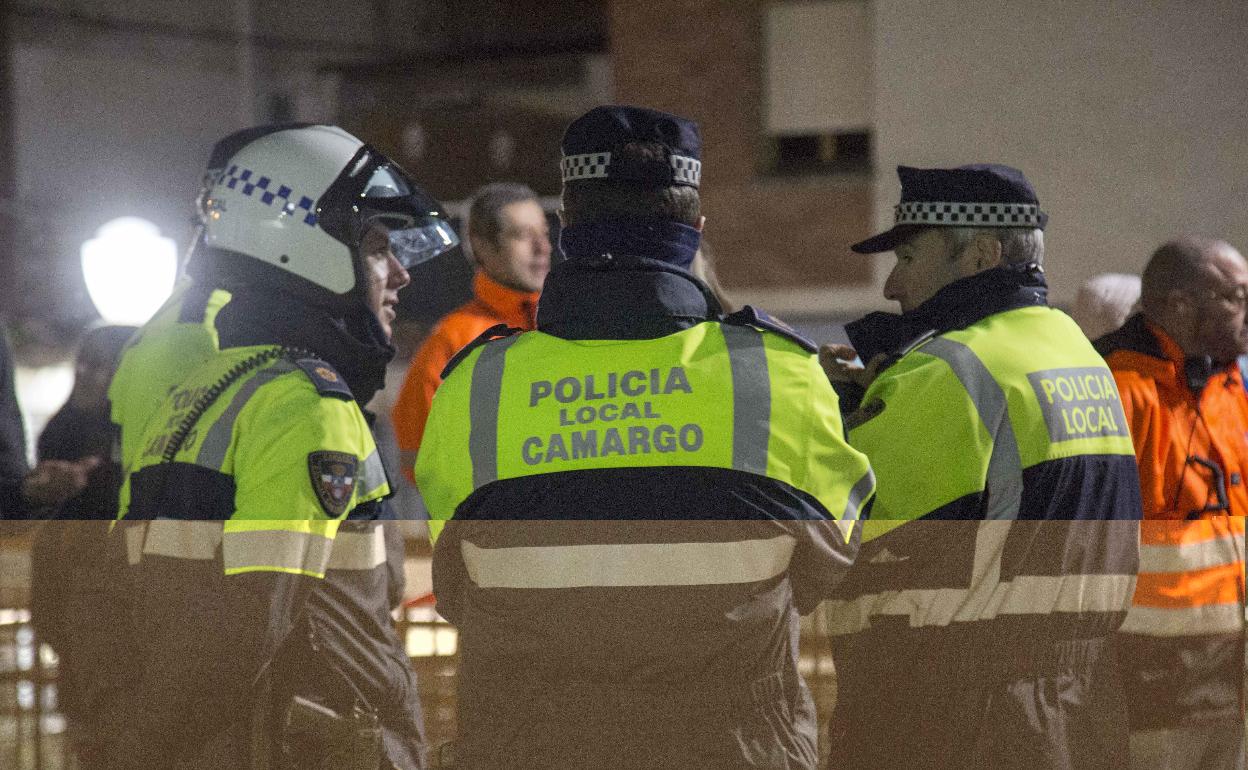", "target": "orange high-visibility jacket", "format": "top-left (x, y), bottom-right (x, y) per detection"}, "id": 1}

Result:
top-left (1097, 314), bottom-right (1247, 728)
top-left (392, 272), bottom-right (538, 475)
